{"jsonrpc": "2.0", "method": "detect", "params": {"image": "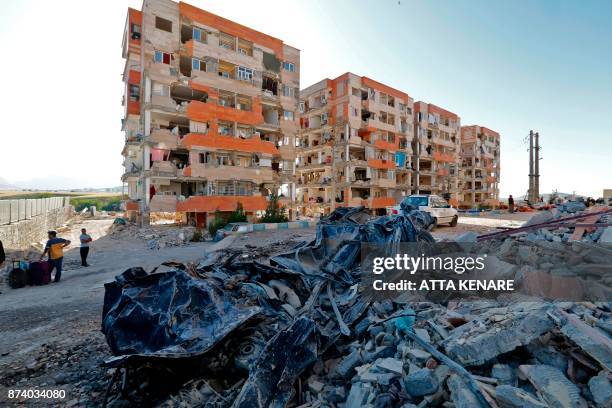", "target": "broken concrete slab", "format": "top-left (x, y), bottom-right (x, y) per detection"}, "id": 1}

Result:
top-left (558, 310), bottom-right (612, 371)
top-left (519, 364), bottom-right (587, 408)
top-left (495, 385), bottom-right (547, 408)
top-left (491, 364), bottom-right (517, 386)
top-left (588, 371), bottom-right (612, 408)
top-left (374, 357), bottom-right (403, 375)
top-left (443, 304), bottom-right (554, 366)
top-left (403, 368), bottom-right (439, 397)
top-left (447, 374), bottom-right (487, 408)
